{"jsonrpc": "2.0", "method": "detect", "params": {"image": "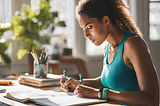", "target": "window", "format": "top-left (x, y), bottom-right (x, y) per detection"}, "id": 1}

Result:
top-left (0, 0), bottom-right (11, 22)
top-left (149, 0), bottom-right (160, 41)
top-left (31, 0), bottom-right (75, 55)
top-left (50, 0), bottom-right (75, 50)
